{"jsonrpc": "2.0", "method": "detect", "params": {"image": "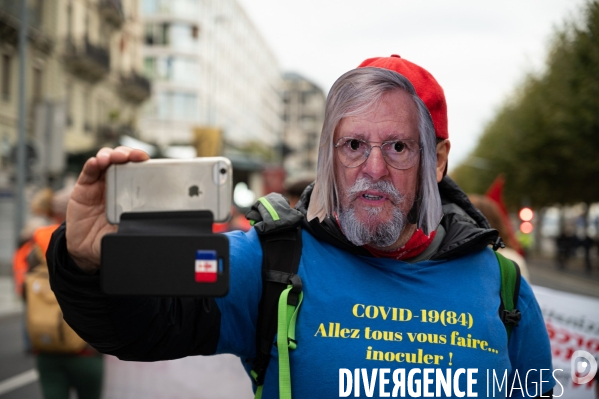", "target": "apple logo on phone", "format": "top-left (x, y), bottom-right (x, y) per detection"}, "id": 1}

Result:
top-left (188, 185), bottom-right (201, 197)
